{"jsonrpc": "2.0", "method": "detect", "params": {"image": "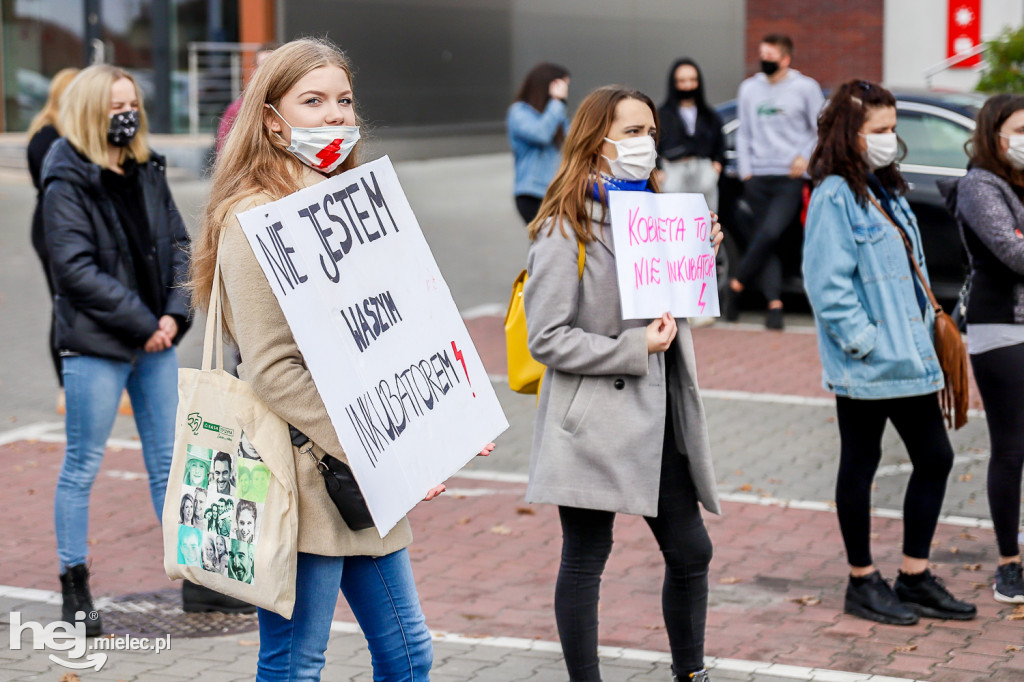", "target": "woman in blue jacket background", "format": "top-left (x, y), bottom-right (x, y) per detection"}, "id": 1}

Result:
top-left (803, 80), bottom-right (975, 626)
top-left (507, 62), bottom-right (571, 223)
